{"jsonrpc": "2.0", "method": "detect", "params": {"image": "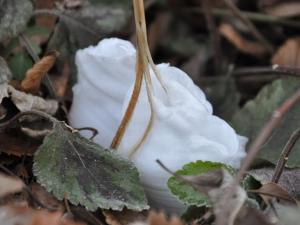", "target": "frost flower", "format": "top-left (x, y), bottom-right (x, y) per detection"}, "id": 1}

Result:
top-left (69, 38), bottom-right (247, 214)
